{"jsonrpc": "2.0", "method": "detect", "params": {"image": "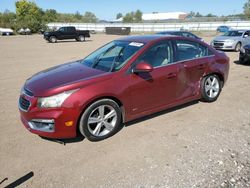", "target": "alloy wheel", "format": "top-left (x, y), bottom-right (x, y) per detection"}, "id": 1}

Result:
top-left (205, 75), bottom-right (220, 99)
top-left (87, 105), bottom-right (118, 137)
